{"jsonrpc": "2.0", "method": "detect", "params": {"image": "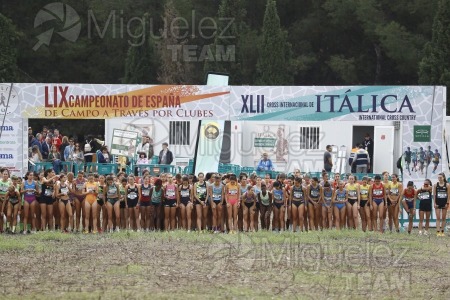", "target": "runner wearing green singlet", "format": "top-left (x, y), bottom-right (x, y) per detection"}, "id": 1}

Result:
top-left (0, 168), bottom-right (12, 233)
